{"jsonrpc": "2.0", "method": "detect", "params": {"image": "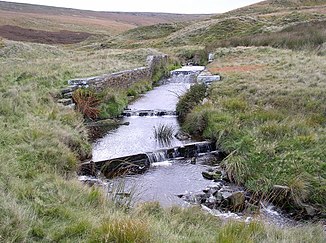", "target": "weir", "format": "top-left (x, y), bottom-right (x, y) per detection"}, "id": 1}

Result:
top-left (79, 141), bottom-right (217, 178)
